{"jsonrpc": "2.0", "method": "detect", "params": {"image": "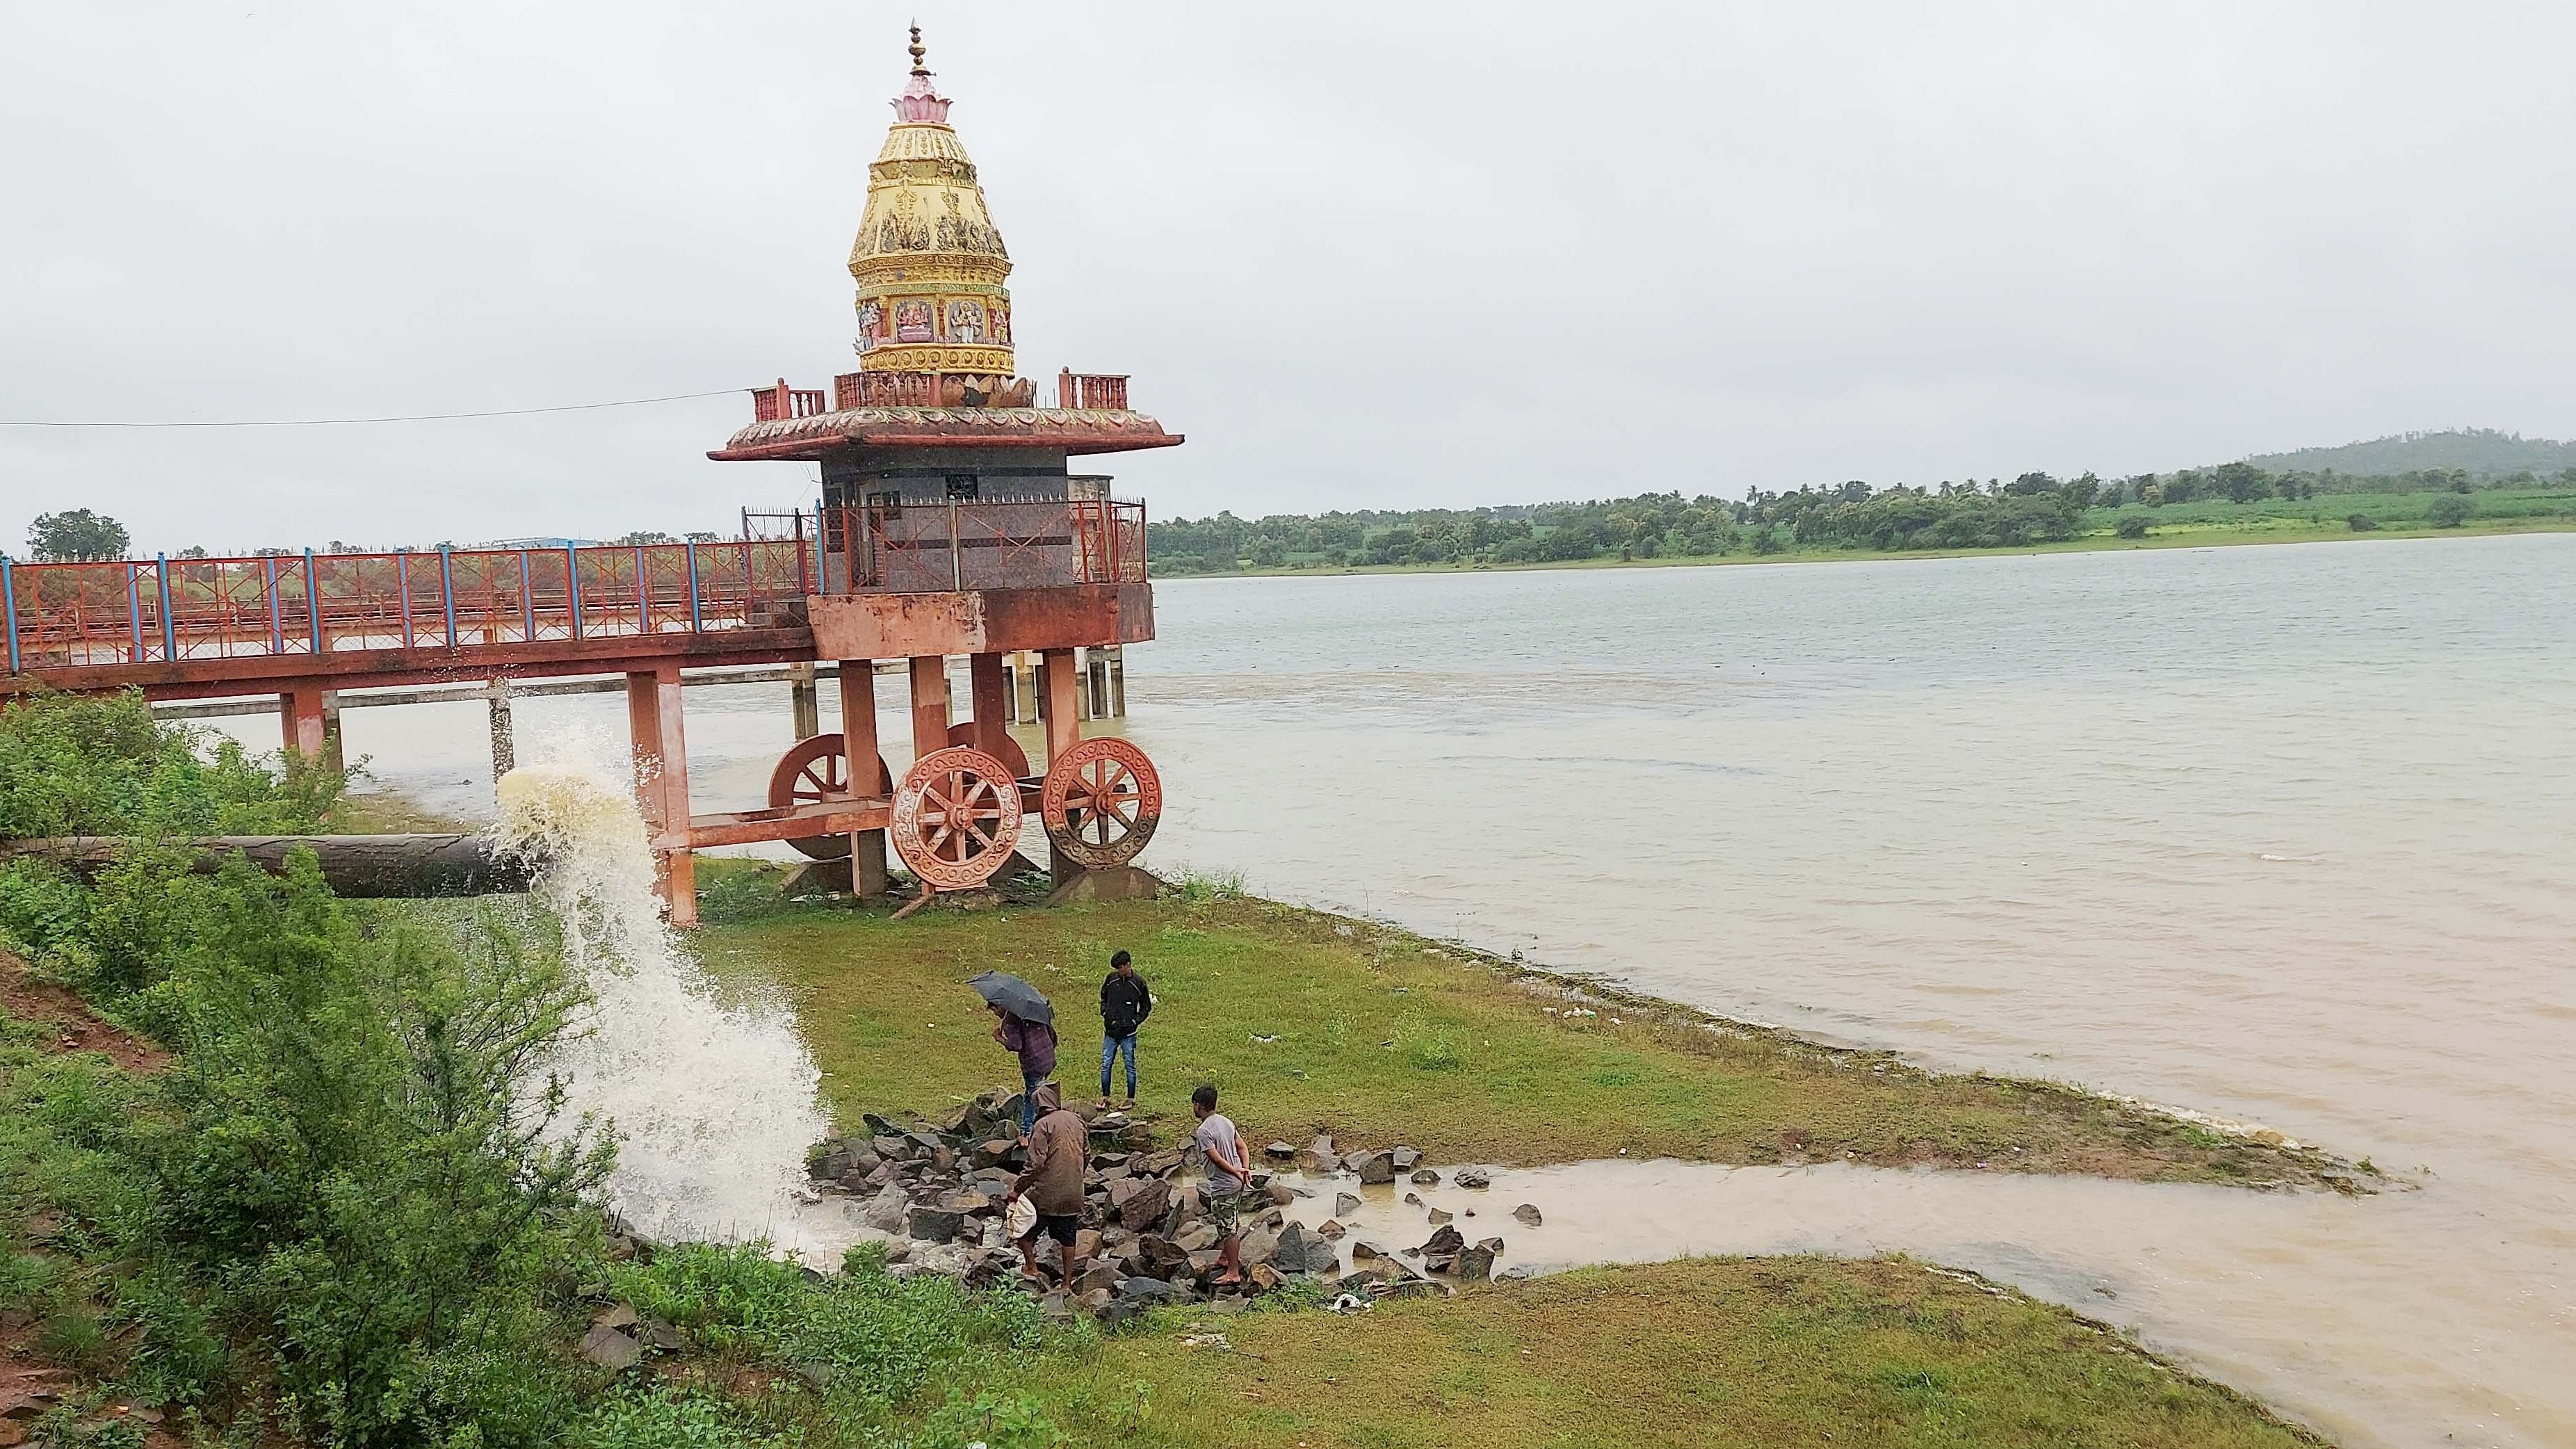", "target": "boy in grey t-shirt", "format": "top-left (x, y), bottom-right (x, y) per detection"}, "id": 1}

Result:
top-left (1190, 1083), bottom-right (1251, 1287)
